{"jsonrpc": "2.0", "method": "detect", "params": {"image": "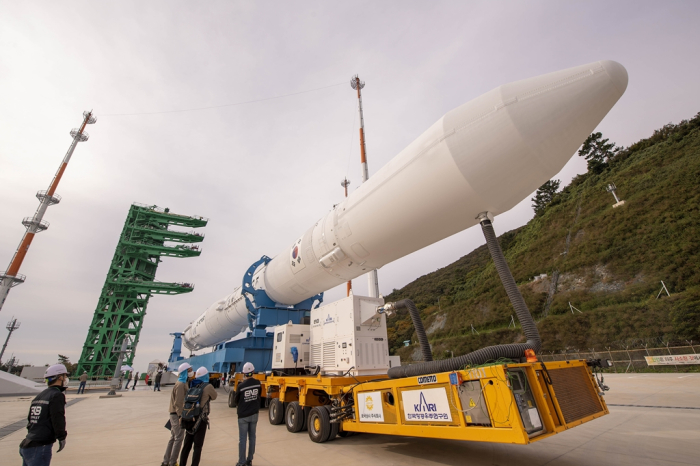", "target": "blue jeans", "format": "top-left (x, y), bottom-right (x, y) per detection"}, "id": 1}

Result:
top-left (154, 381), bottom-right (161, 391)
top-left (77, 382), bottom-right (86, 394)
top-left (19, 444), bottom-right (52, 466)
top-left (238, 413), bottom-right (258, 465)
